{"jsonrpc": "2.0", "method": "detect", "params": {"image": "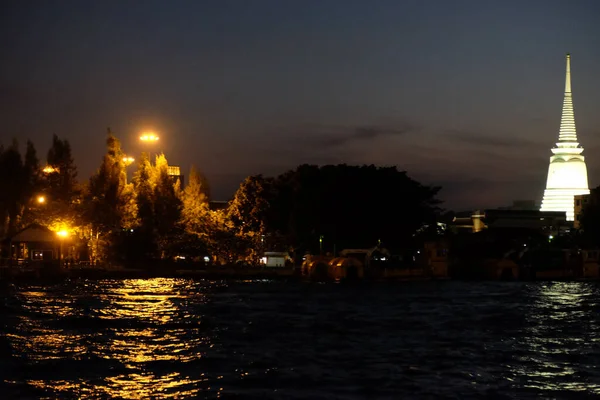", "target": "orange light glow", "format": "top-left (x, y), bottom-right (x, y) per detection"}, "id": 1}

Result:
top-left (42, 166), bottom-right (58, 174)
top-left (122, 156), bottom-right (135, 165)
top-left (57, 230), bottom-right (69, 238)
top-left (36, 195), bottom-right (46, 204)
top-left (140, 133), bottom-right (159, 142)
